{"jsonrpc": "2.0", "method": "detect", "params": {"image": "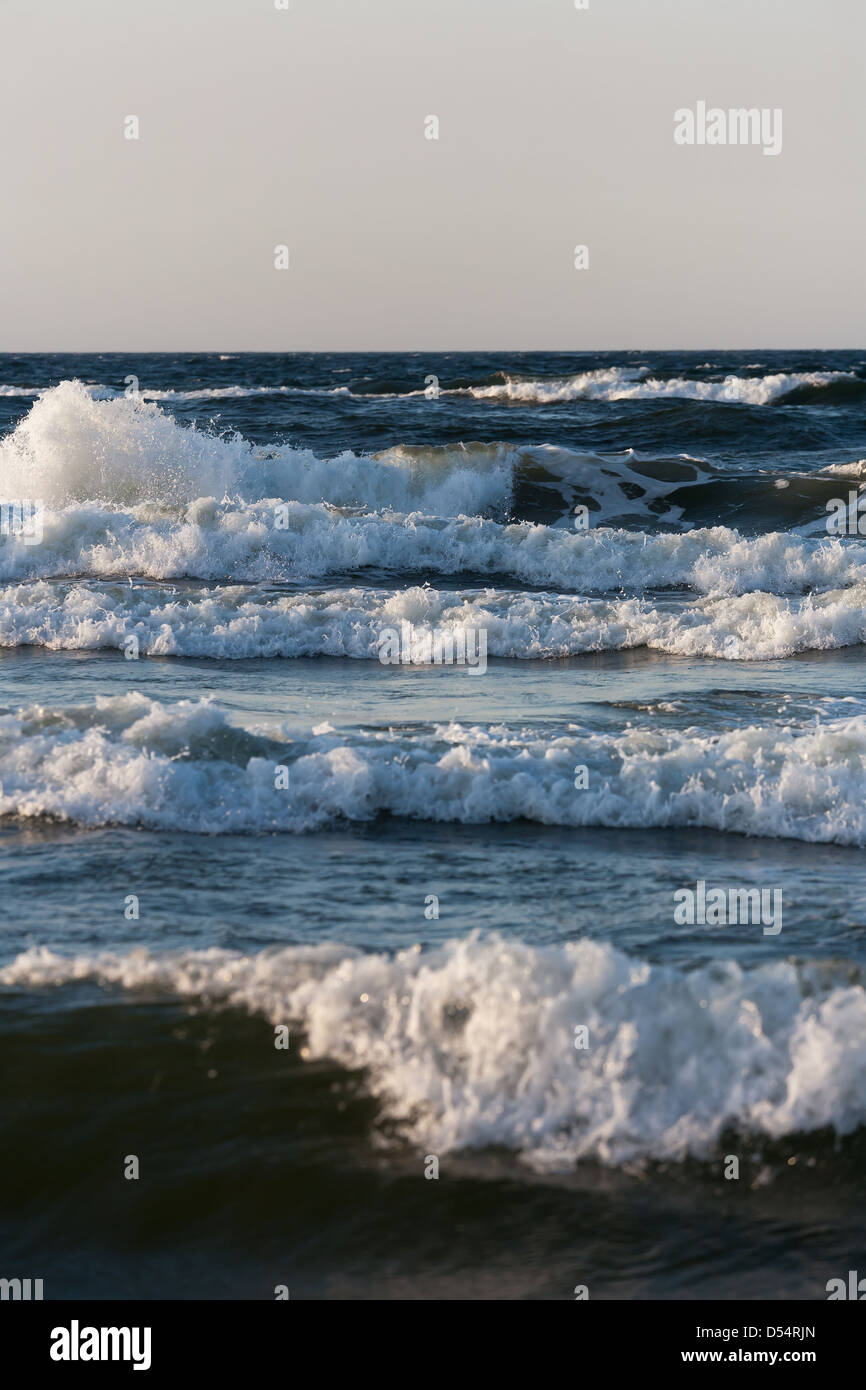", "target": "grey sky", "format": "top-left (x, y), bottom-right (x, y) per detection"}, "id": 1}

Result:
top-left (1, 0), bottom-right (863, 350)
